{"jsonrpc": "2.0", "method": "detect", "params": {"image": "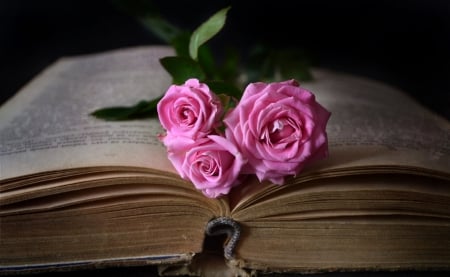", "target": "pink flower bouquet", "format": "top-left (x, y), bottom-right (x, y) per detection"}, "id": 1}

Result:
top-left (157, 78), bottom-right (331, 198)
